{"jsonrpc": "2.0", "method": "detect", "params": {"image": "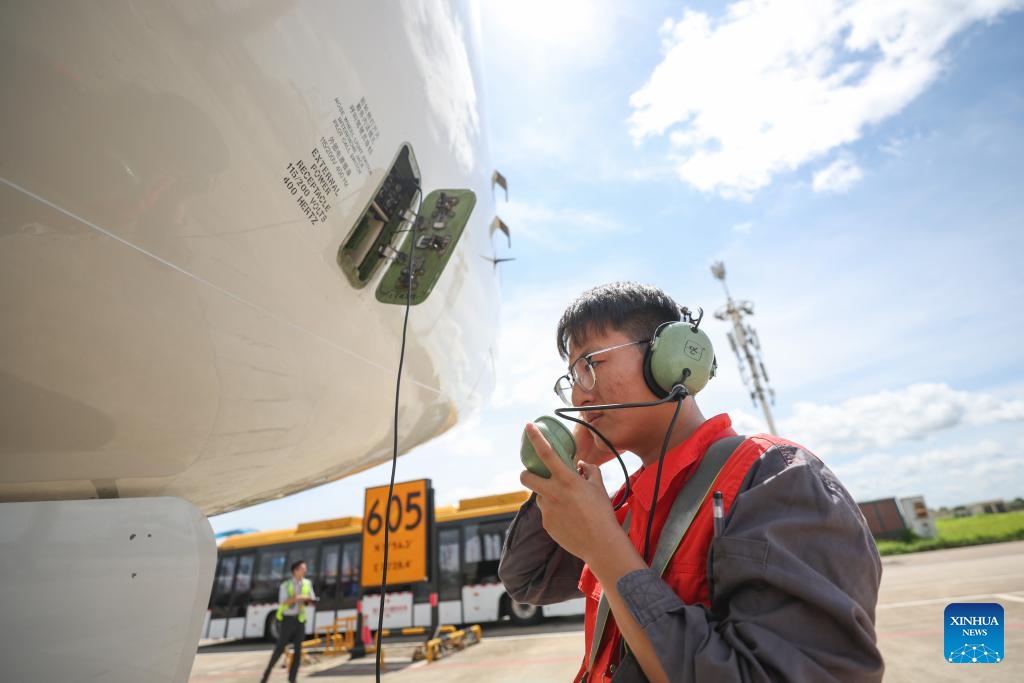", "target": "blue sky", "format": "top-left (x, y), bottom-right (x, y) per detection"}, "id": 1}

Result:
top-left (211, 0), bottom-right (1024, 535)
